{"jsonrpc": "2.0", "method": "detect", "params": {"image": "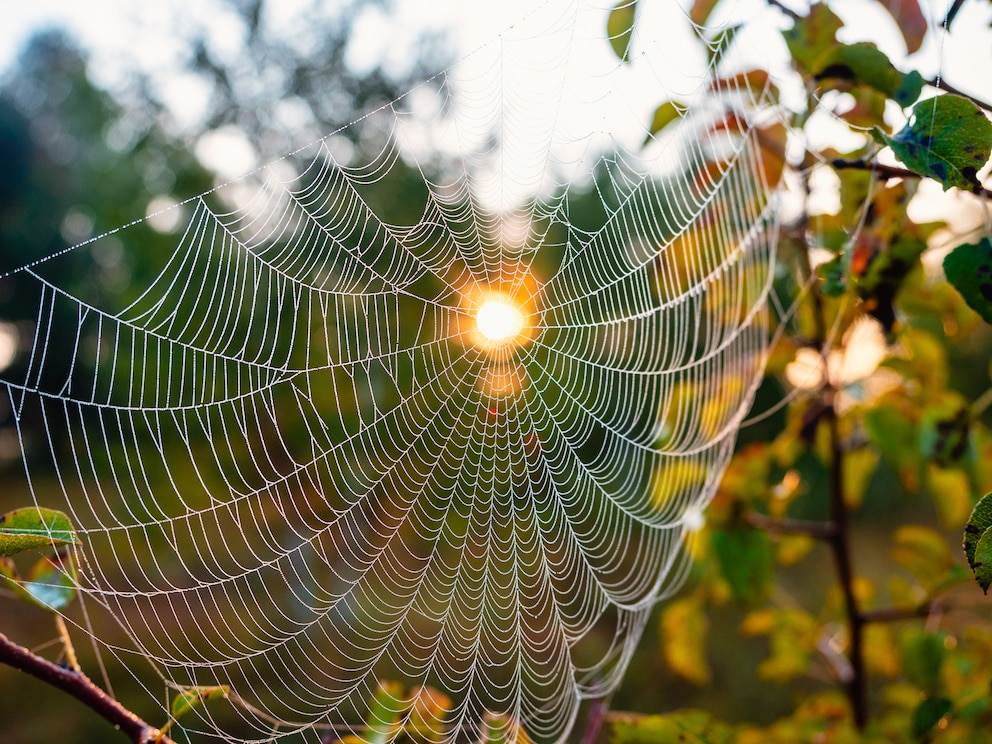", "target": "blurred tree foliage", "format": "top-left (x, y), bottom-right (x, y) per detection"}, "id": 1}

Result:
top-left (0, 3), bottom-right (447, 742)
